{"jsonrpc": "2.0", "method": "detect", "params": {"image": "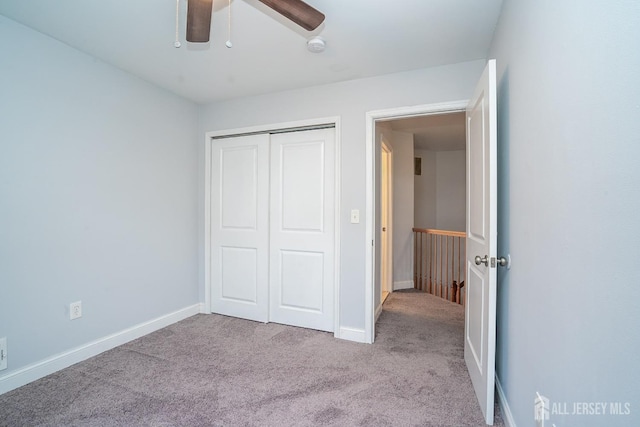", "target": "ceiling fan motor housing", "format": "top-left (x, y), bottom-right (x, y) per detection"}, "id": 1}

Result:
top-left (307, 37), bottom-right (326, 53)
